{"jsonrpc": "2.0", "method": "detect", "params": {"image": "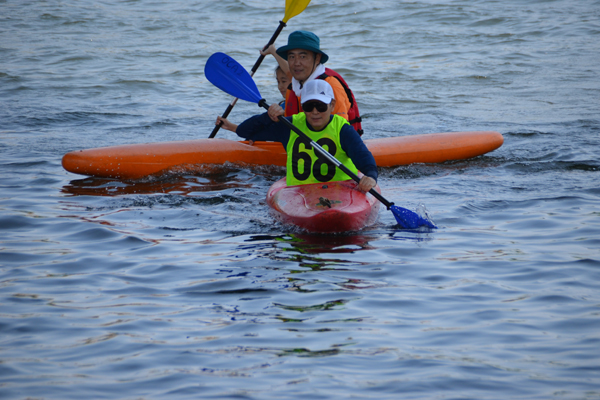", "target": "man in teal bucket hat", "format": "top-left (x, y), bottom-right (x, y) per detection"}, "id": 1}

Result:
top-left (276, 30), bottom-right (330, 67)
top-left (262, 30), bottom-right (364, 135)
